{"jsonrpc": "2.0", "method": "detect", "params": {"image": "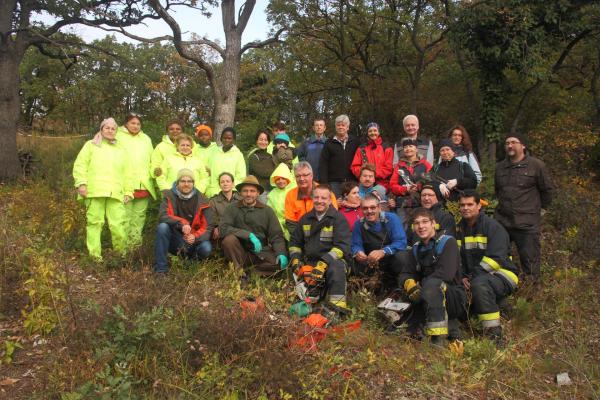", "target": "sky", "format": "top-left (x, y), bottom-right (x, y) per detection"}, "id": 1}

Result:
top-left (52, 0), bottom-right (271, 44)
